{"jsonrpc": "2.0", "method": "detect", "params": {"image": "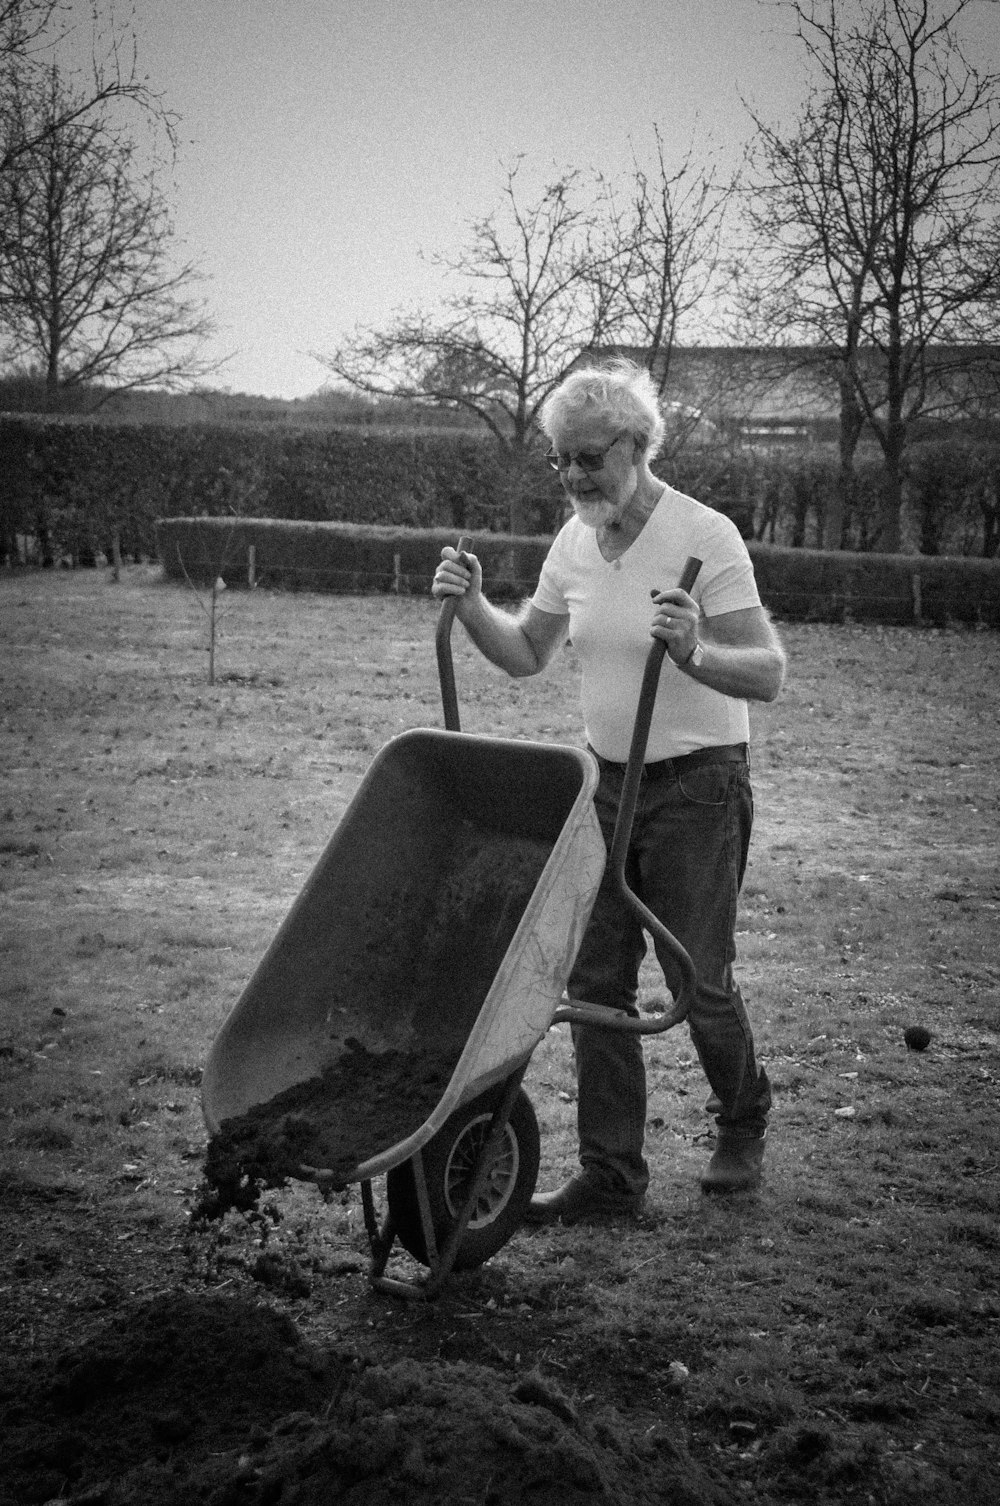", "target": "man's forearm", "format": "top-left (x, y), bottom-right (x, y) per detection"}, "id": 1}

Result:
top-left (455, 596), bottom-right (541, 678)
top-left (679, 640), bottom-right (786, 703)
